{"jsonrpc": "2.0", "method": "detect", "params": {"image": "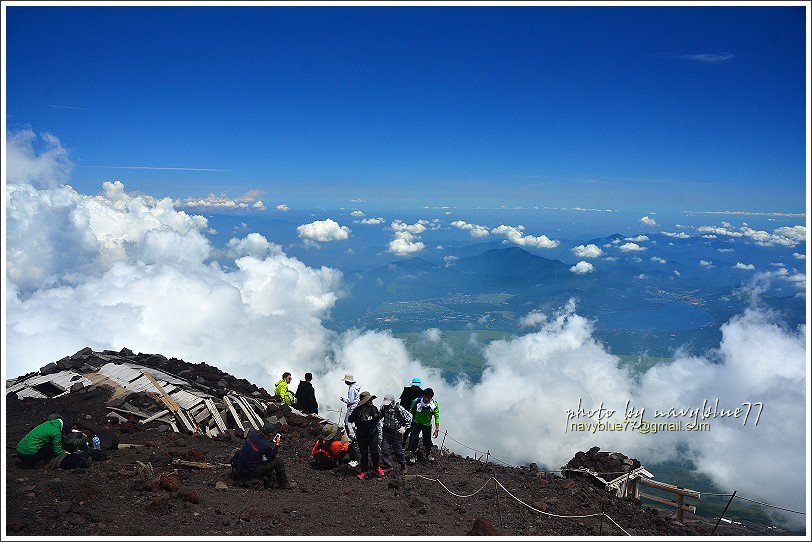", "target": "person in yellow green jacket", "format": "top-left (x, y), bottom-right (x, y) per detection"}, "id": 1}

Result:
top-left (17, 415), bottom-right (65, 467)
top-left (275, 372), bottom-right (294, 406)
